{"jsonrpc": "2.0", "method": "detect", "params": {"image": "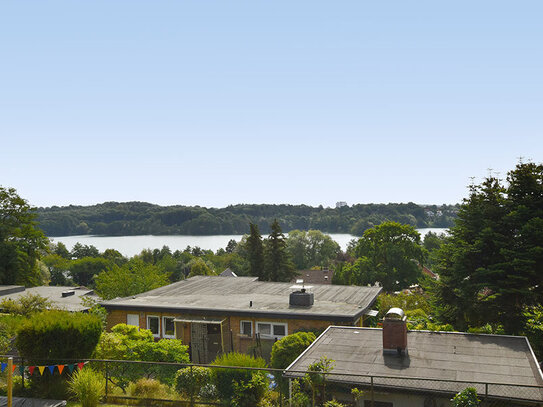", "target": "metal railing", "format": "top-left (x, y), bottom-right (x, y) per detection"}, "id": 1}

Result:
top-left (2, 356), bottom-right (543, 406)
